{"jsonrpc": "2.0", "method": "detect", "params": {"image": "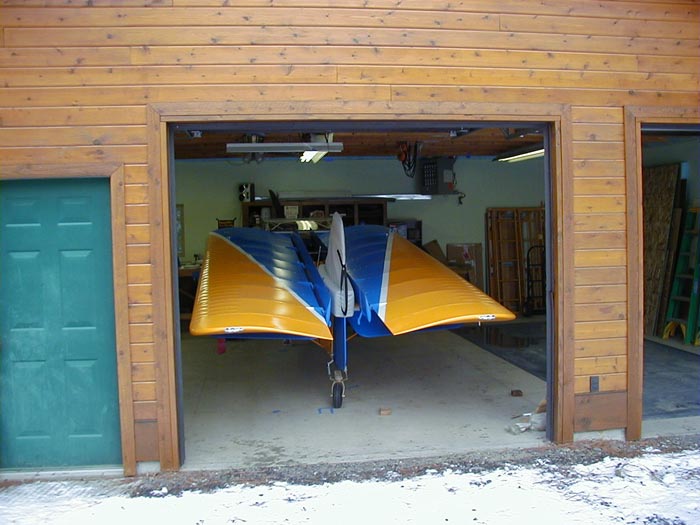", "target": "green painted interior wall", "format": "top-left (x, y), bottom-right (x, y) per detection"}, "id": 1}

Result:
top-left (174, 156), bottom-right (545, 263)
